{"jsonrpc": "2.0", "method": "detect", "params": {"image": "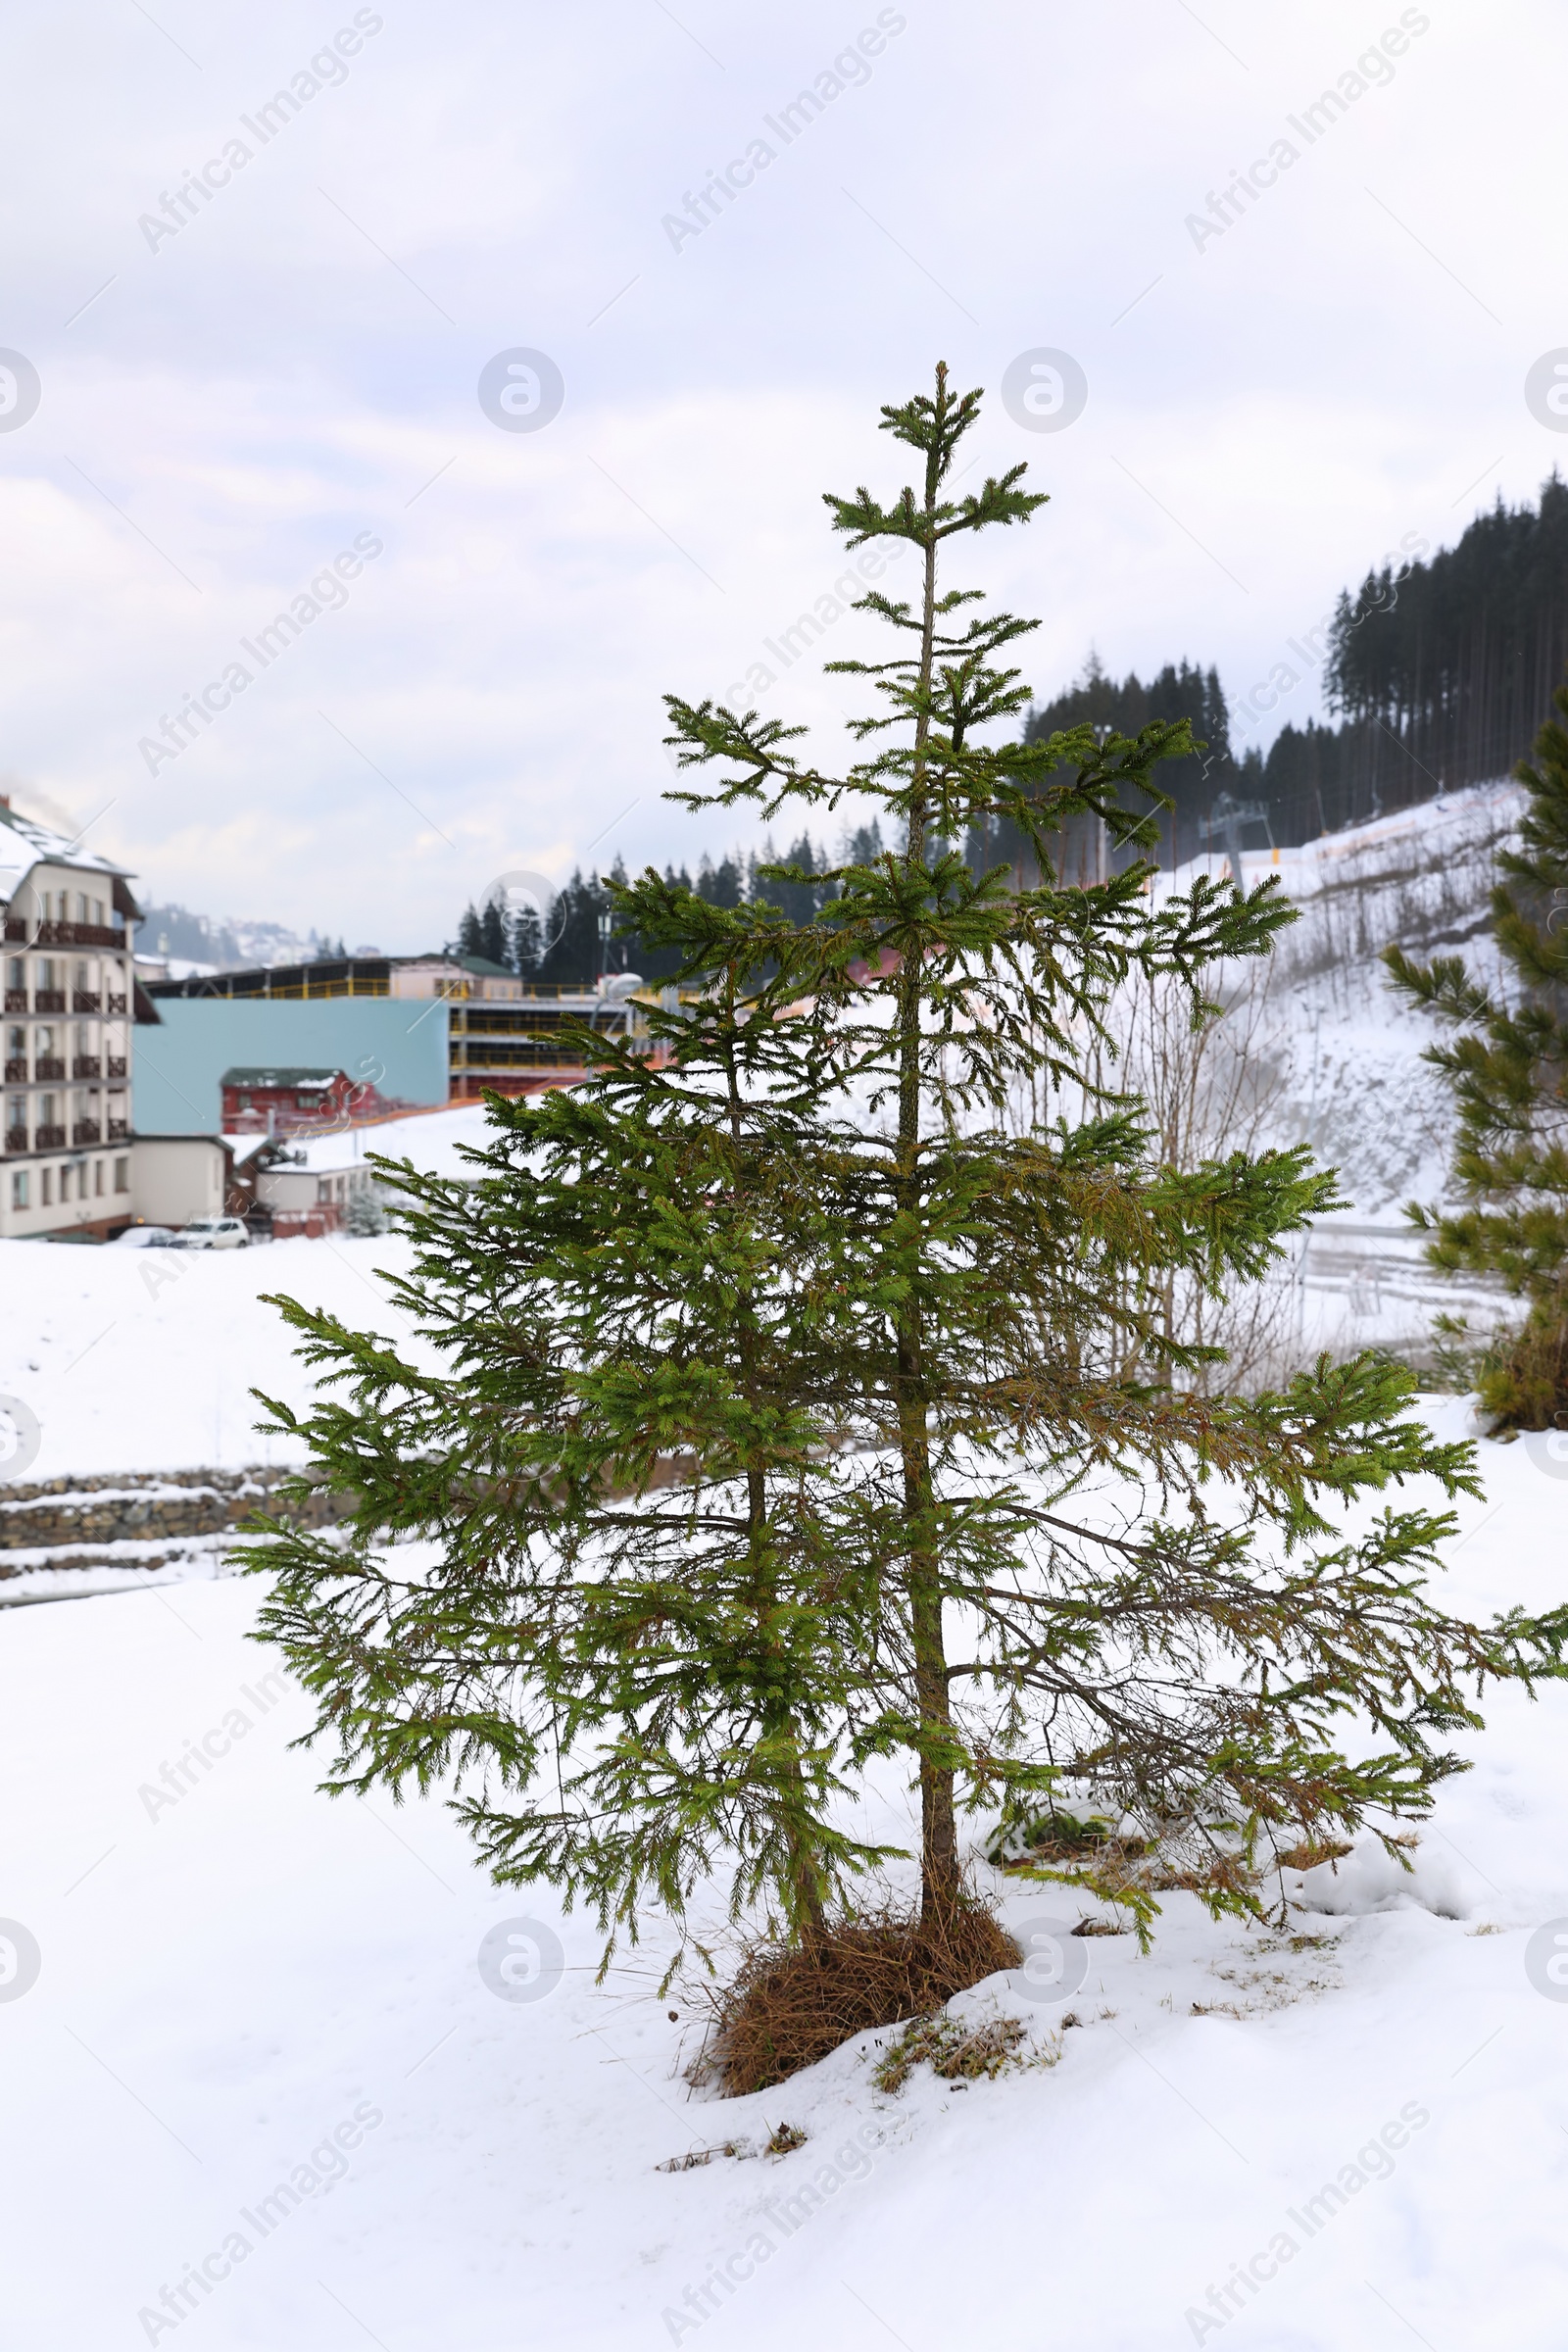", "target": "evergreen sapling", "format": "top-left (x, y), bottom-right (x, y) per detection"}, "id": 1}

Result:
top-left (248, 368), bottom-right (1567, 1988)
top-left (1386, 674), bottom-right (1568, 1428)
